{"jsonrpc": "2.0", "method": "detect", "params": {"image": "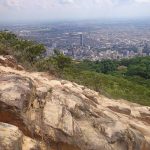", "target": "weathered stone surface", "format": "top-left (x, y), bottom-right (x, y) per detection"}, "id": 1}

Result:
top-left (22, 136), bottom-right (40, 150)
top-left (17, 65), bottom-right (24, 71)
top-left (0, 74), bottom-right (35, 110)
top-left (107, 105), bottom-right (131, 115)
top-left (0, 122), bottom-right (23, 150)
top-left (0, 55), bottom-right (24, 70)
top-left (44, 103), bottom-right (73, 136)
top-left (0, 73), bottom-right (35, 137)
top-left (0, 55), bottom-right (150, 150)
